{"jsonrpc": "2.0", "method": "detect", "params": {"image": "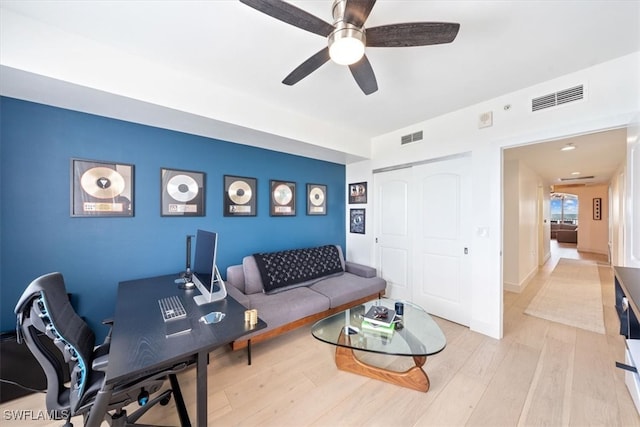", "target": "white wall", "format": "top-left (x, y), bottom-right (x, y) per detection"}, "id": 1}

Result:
top-left (627, 116), bottom-right (640, 267)
top-left (347, 51), bottom-right (640, 339)
top-left (611, 164), bottom-right (626, 265)
top-left (561, 185), bottom-right (610, 255)
top-left (503, 159), bottom-right (520, 289)
top-left (540, 188), bottom-right (551, 265)
top-left (503, 160), bottom-right (542, 293)
top-left (344, 159), bottom-right (374, 265)
top-left (518, 161), bottom-right (541, 289)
